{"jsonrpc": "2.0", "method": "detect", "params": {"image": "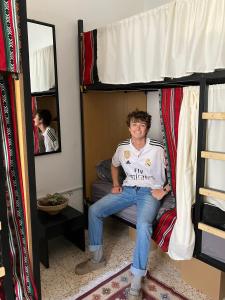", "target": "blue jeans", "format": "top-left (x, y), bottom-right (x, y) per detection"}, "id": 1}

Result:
top-left (88, 186), bottom-right (160, 276)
